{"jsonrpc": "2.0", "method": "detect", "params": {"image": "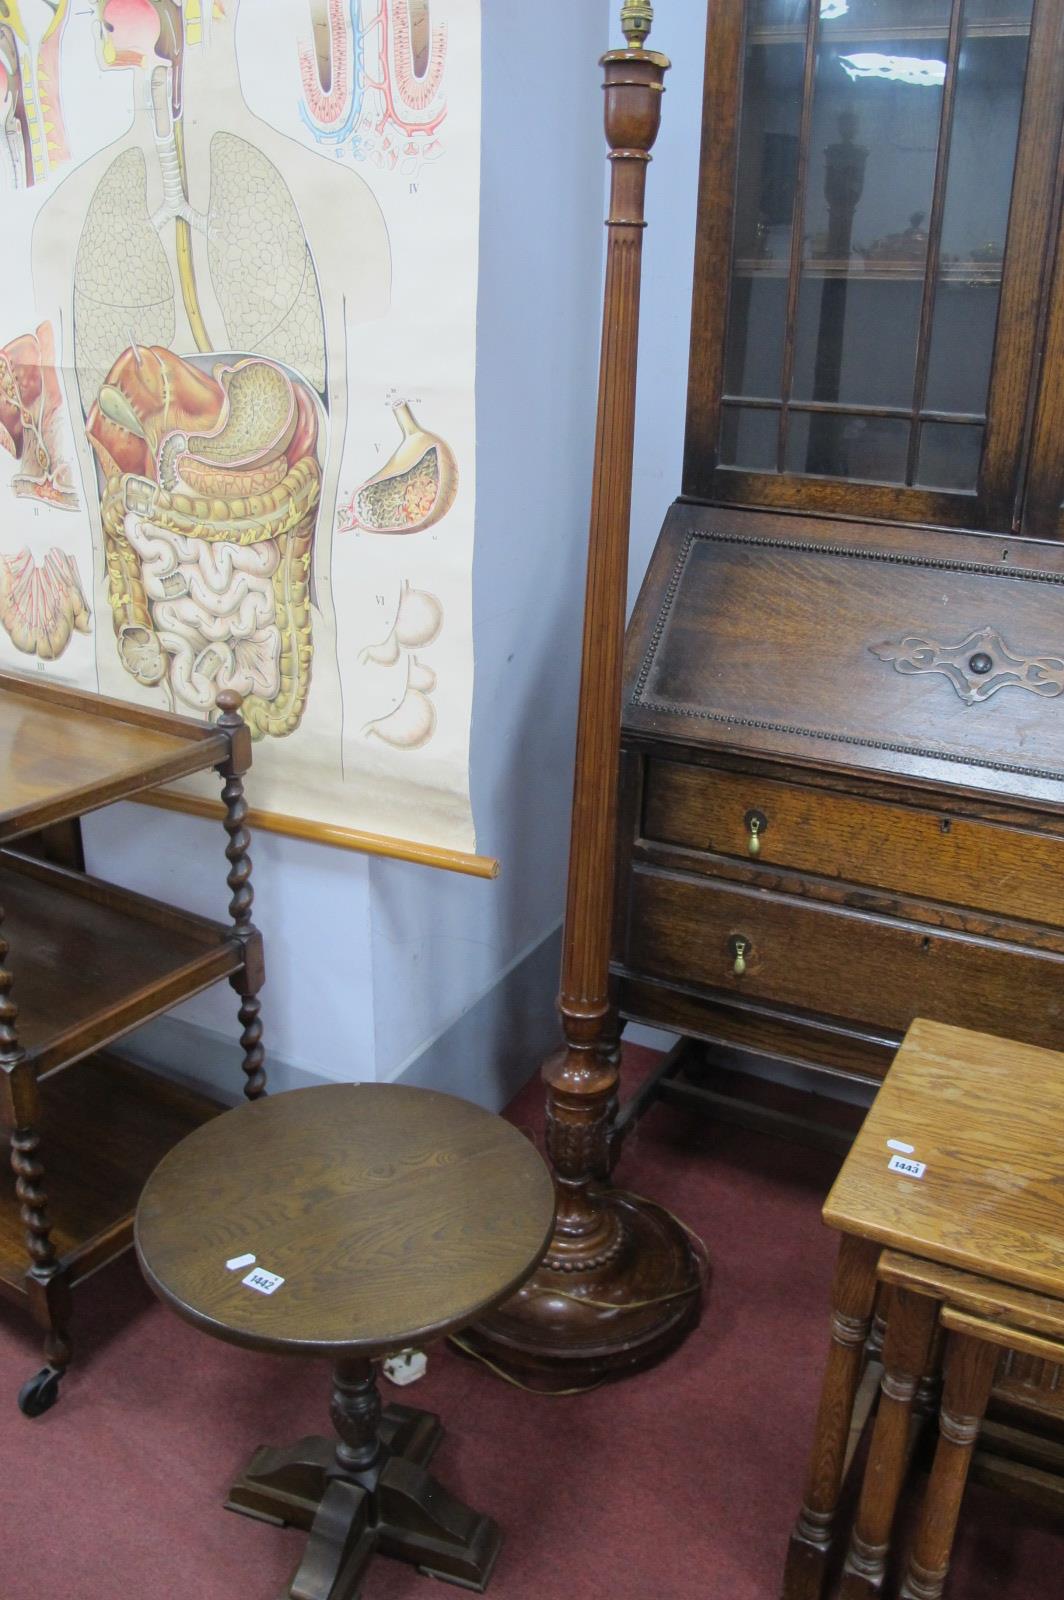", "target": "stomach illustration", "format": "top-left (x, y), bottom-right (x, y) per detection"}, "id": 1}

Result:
top-left (86, 344), bottom-right (323, 737)
top-left (339, 401), bottom-right (457, 534)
